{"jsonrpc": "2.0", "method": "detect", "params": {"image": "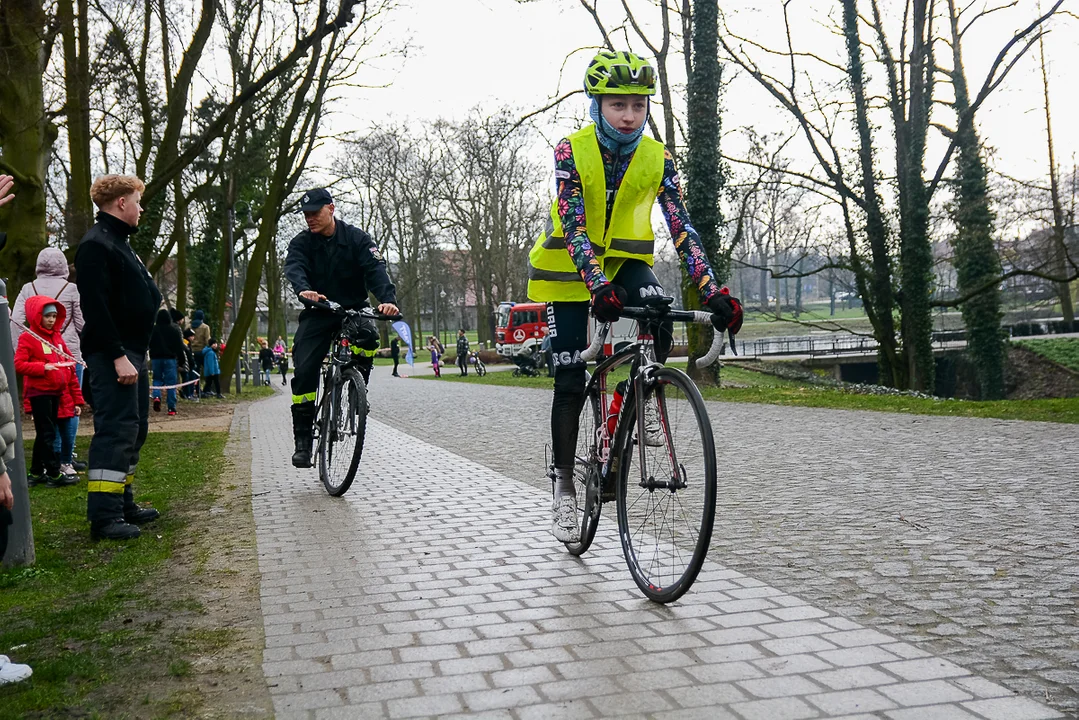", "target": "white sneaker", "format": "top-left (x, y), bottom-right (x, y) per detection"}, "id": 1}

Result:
top-left (642, 399), bottom-right (665, 447)
top-left (551, 495), bottom-right (581, 543)
top-left (0, 655), bottom-right (32, 685)
top-left (59, 463), bottom-right (76, 476)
